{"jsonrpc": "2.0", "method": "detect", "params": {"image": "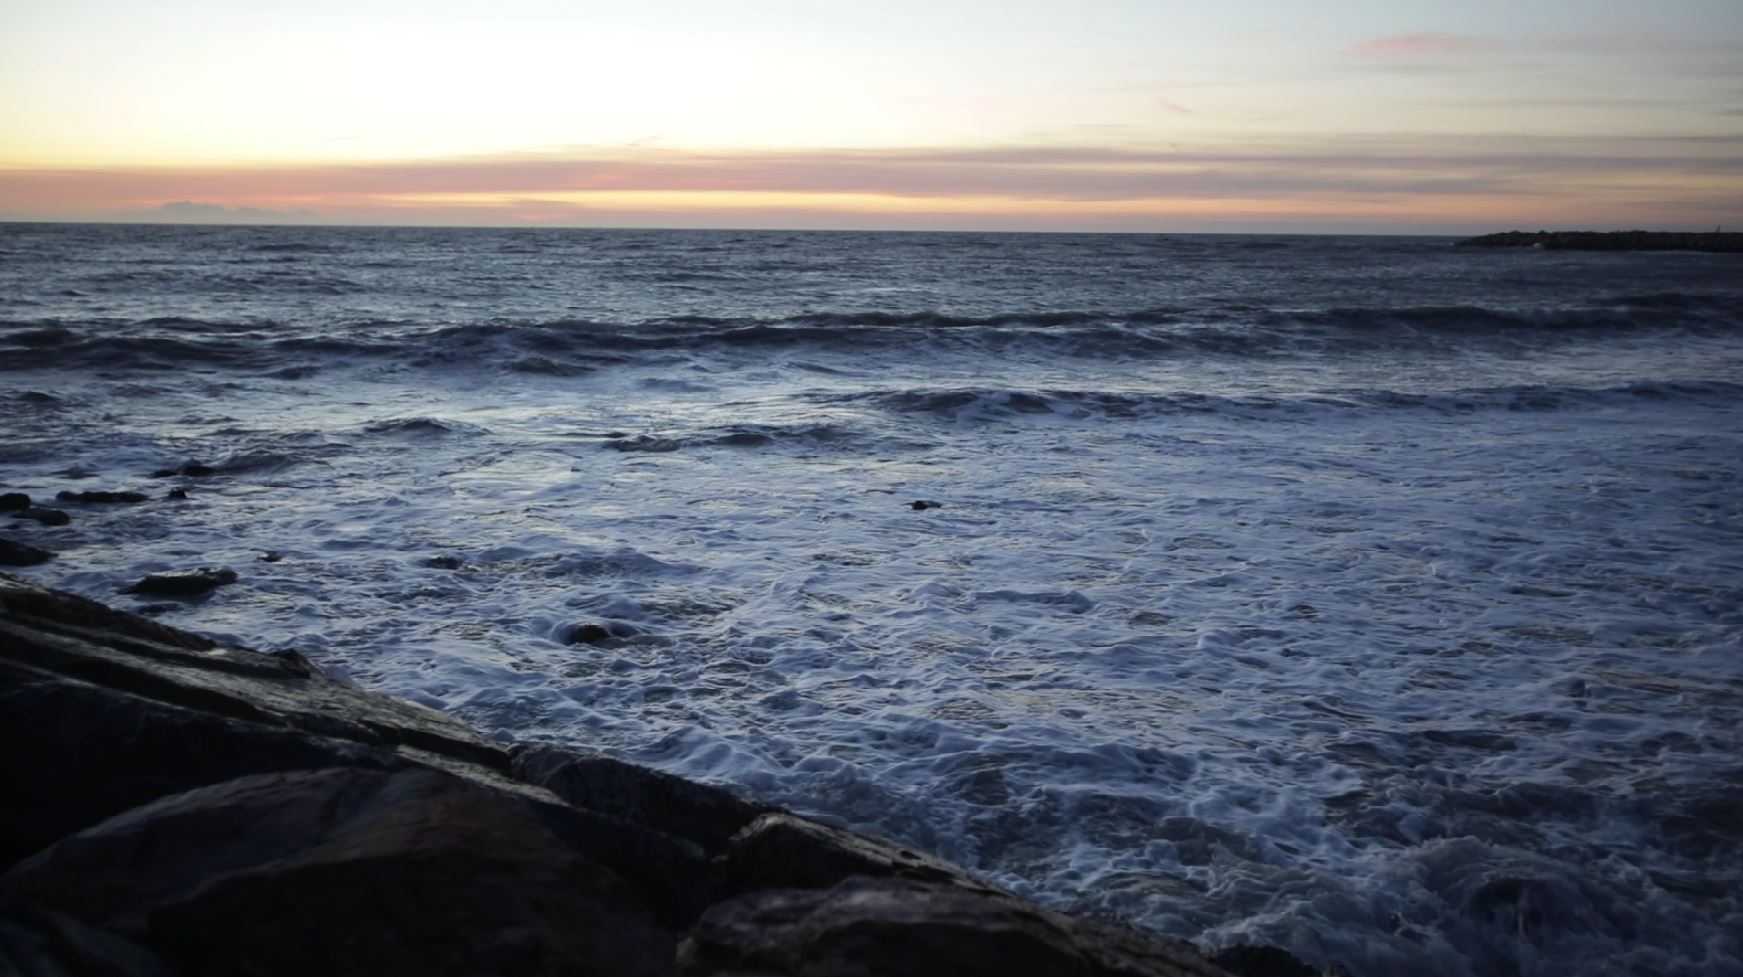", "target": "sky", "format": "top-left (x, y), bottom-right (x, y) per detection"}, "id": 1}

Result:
top-left (2, 0), bottom-right (1740, 232)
